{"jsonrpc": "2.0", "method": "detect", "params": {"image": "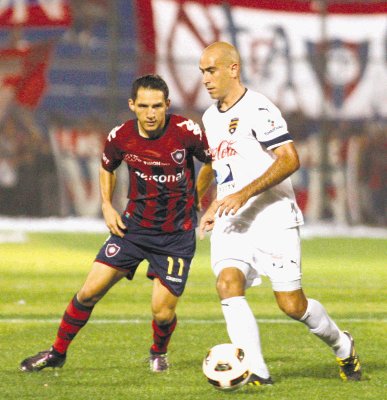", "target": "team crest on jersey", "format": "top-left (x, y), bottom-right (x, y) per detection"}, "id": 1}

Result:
top-left (105, 243), bottom-right (121, 258)
top-left (228, 118), bottom-right (239, 134)
top-left (171, 149), bottom-right (186, 164)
